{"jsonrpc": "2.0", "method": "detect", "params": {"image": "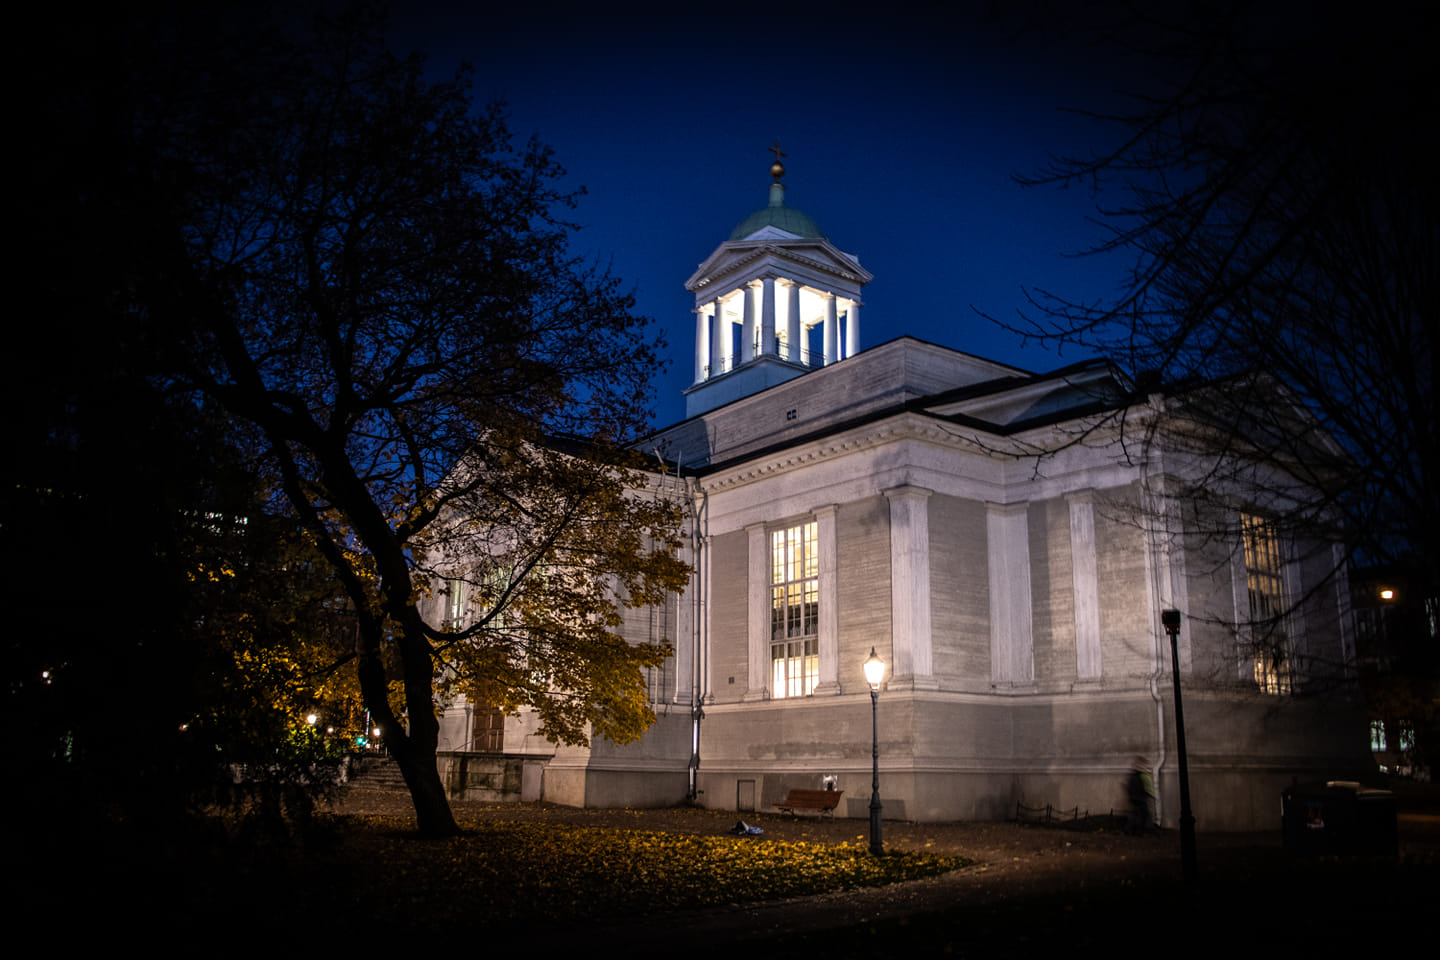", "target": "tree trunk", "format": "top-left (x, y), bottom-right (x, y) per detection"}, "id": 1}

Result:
top-left (388, 734), bottom-right (459, 837)
top-left (354, 614), bottom-right (461, 838)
